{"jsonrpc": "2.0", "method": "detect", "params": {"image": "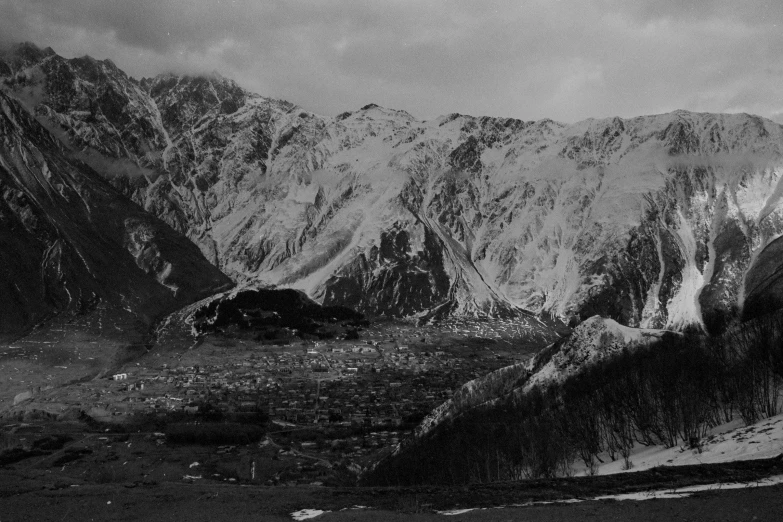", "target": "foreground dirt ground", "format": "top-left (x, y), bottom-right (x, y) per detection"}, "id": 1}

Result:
top-left (2, 460), bottom-right (783, 522)
top-left (1, 480), bottom-right (783, 521)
